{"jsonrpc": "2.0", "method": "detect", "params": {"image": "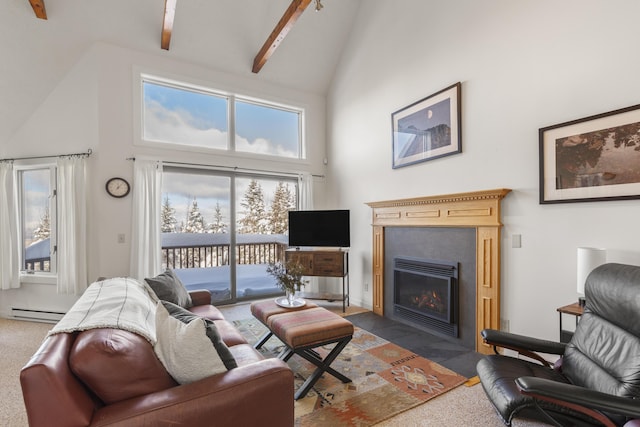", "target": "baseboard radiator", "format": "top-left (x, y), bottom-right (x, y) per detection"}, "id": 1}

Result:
top-left (11, 308), bottom-right (65, 323)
